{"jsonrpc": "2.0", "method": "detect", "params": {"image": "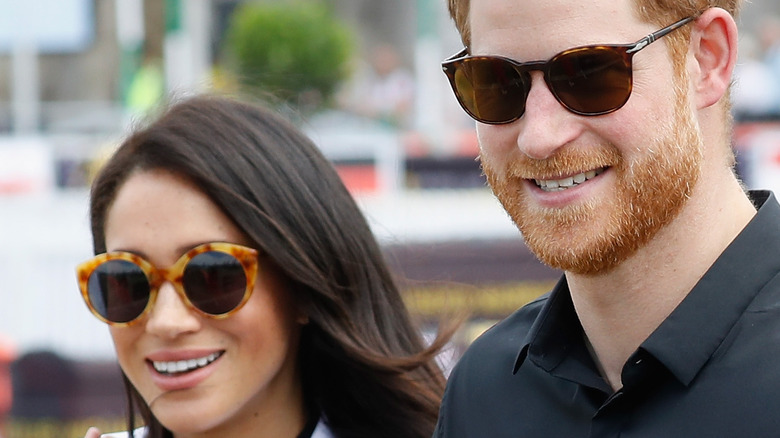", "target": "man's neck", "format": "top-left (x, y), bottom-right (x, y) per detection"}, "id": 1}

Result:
top-left (566, 175), bottom-right (757, 392)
